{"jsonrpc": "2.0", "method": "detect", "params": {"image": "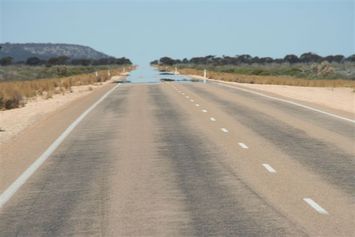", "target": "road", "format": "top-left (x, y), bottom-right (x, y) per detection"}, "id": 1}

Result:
top-left (0, 80), bottom-right (354, 236)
